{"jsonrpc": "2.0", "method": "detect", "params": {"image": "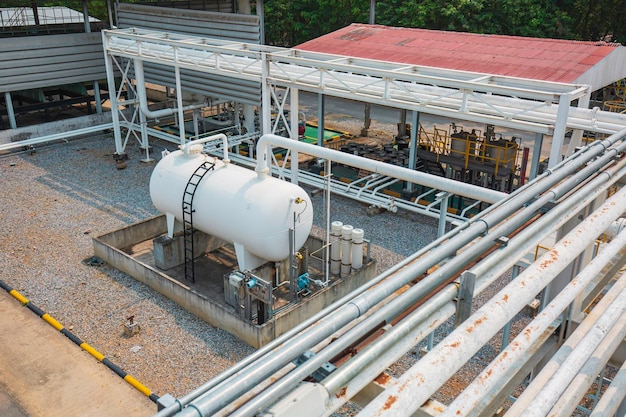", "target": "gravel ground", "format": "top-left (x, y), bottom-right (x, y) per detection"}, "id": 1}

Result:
top-left (0, 136), bottom-right (256, 400)
top-left (0, 133), bottom-right (535, 415)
